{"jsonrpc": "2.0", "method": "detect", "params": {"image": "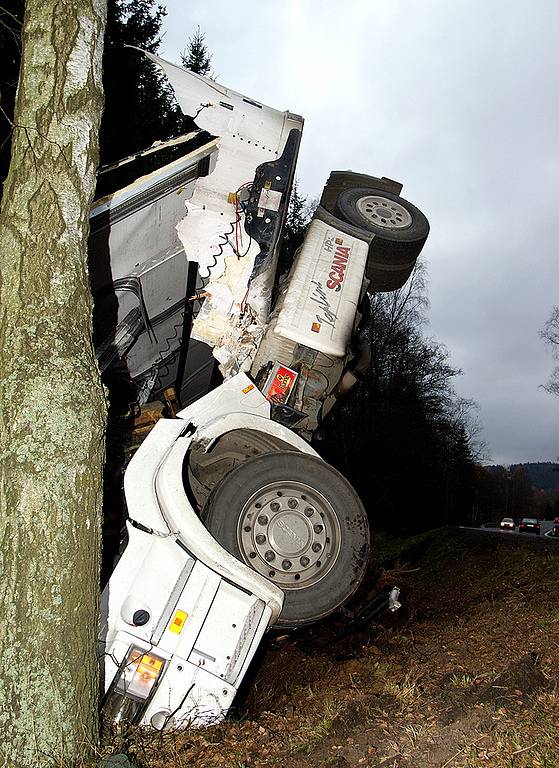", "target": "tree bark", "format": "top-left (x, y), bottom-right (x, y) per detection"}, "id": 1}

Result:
top-left (0, 1), bottom-right (107, 765)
